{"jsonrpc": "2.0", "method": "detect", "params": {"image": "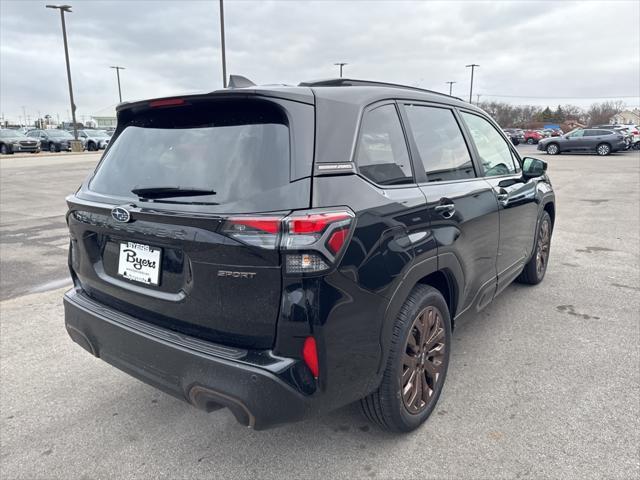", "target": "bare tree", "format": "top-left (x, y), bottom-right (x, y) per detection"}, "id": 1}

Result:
top-left (586, 101), bottom-right (626, 126)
